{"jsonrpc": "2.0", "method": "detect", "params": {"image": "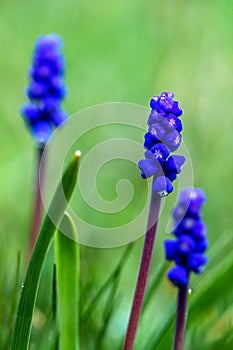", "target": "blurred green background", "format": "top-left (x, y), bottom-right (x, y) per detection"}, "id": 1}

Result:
top-left (0, 0), bottom-right (233, 349)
